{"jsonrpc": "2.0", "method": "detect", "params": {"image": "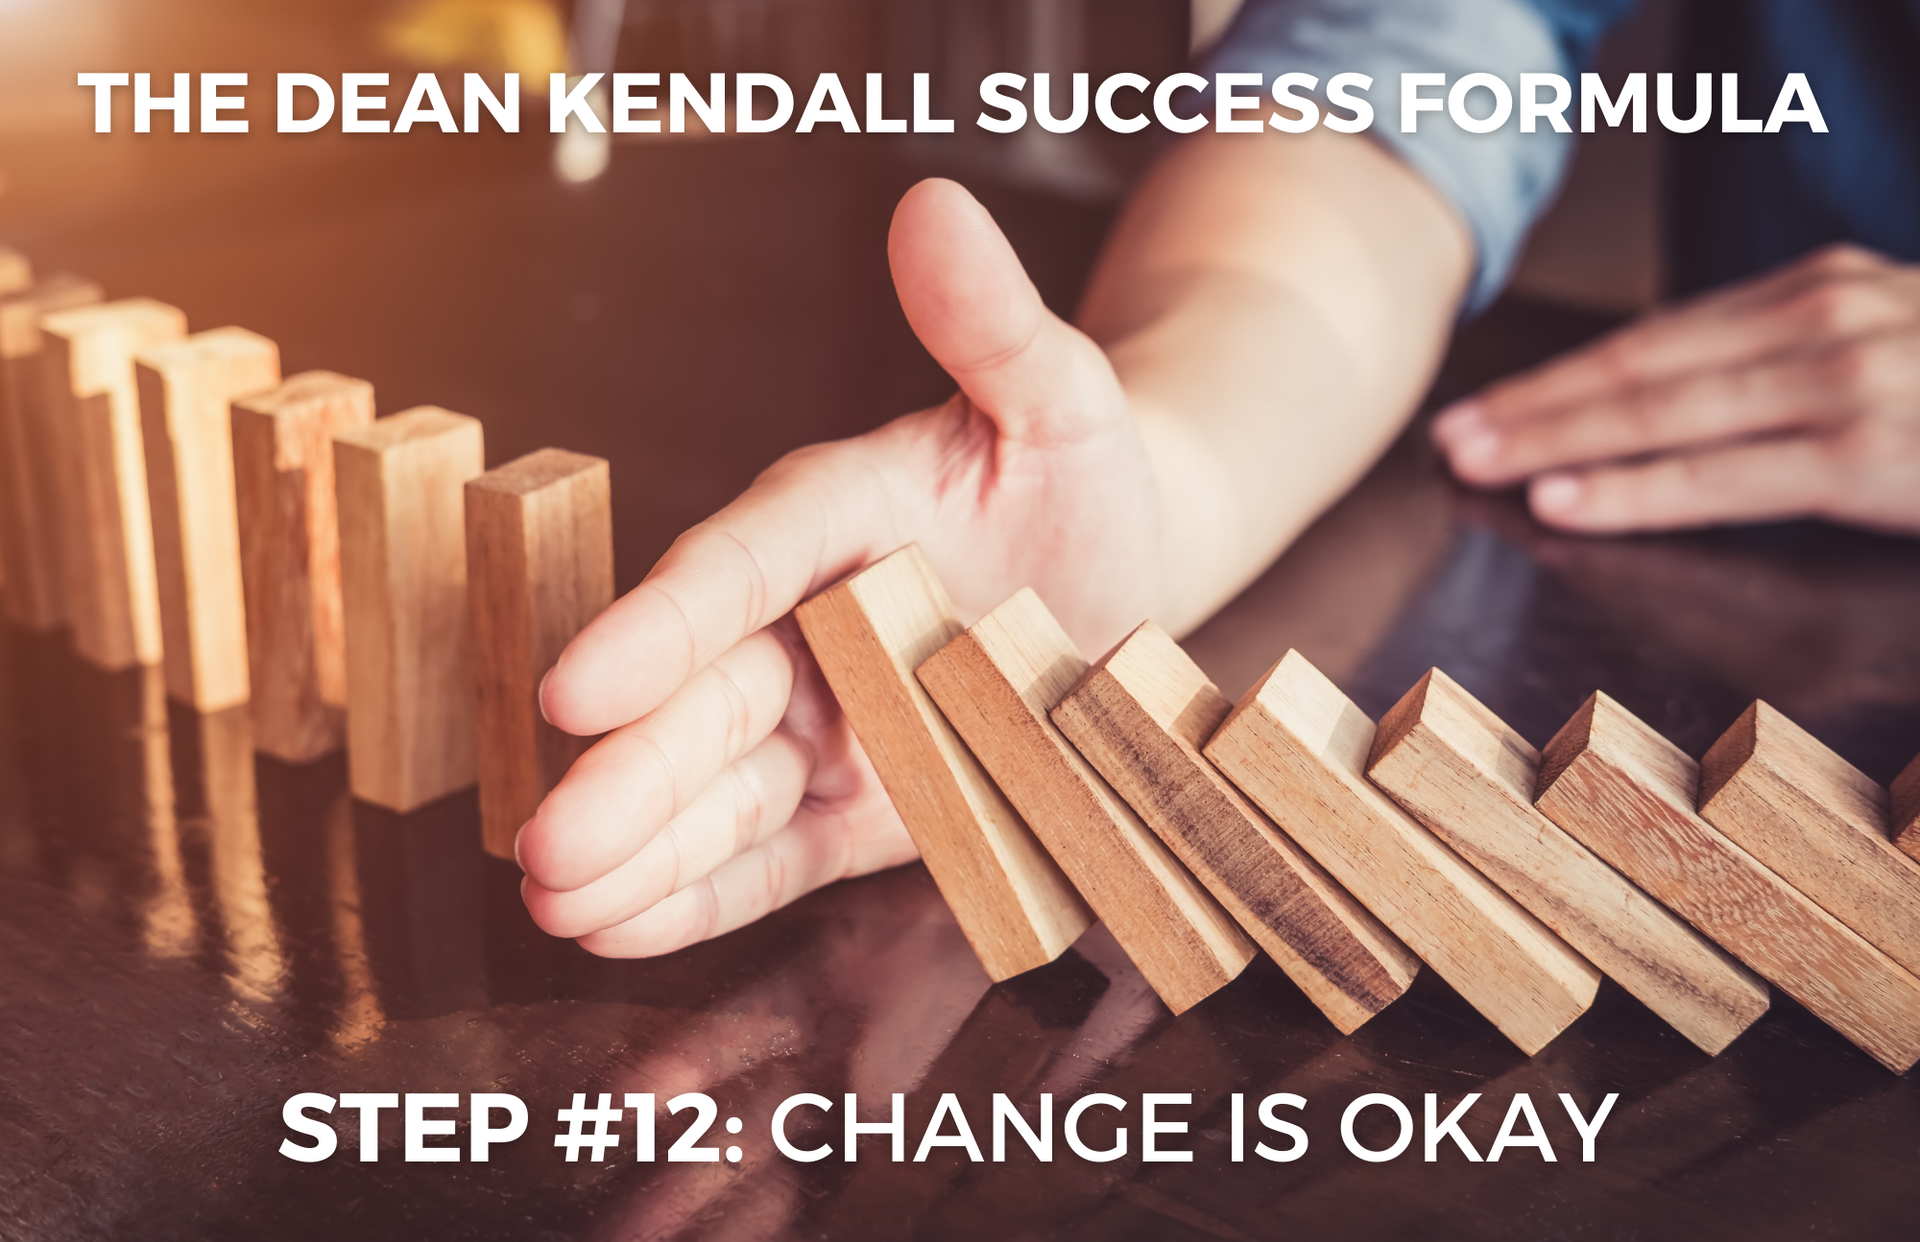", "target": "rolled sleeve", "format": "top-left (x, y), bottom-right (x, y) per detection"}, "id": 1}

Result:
top-left (1205, 0), bottom-right (1623, 311)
